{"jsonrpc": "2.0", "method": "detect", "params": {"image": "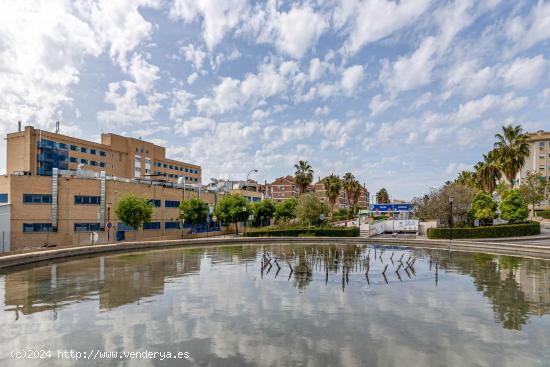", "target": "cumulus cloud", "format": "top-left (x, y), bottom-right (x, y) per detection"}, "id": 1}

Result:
top-left (341, 65), bottom-right (365, 95)
top-left (499, 55), bottom-right (547, 89)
